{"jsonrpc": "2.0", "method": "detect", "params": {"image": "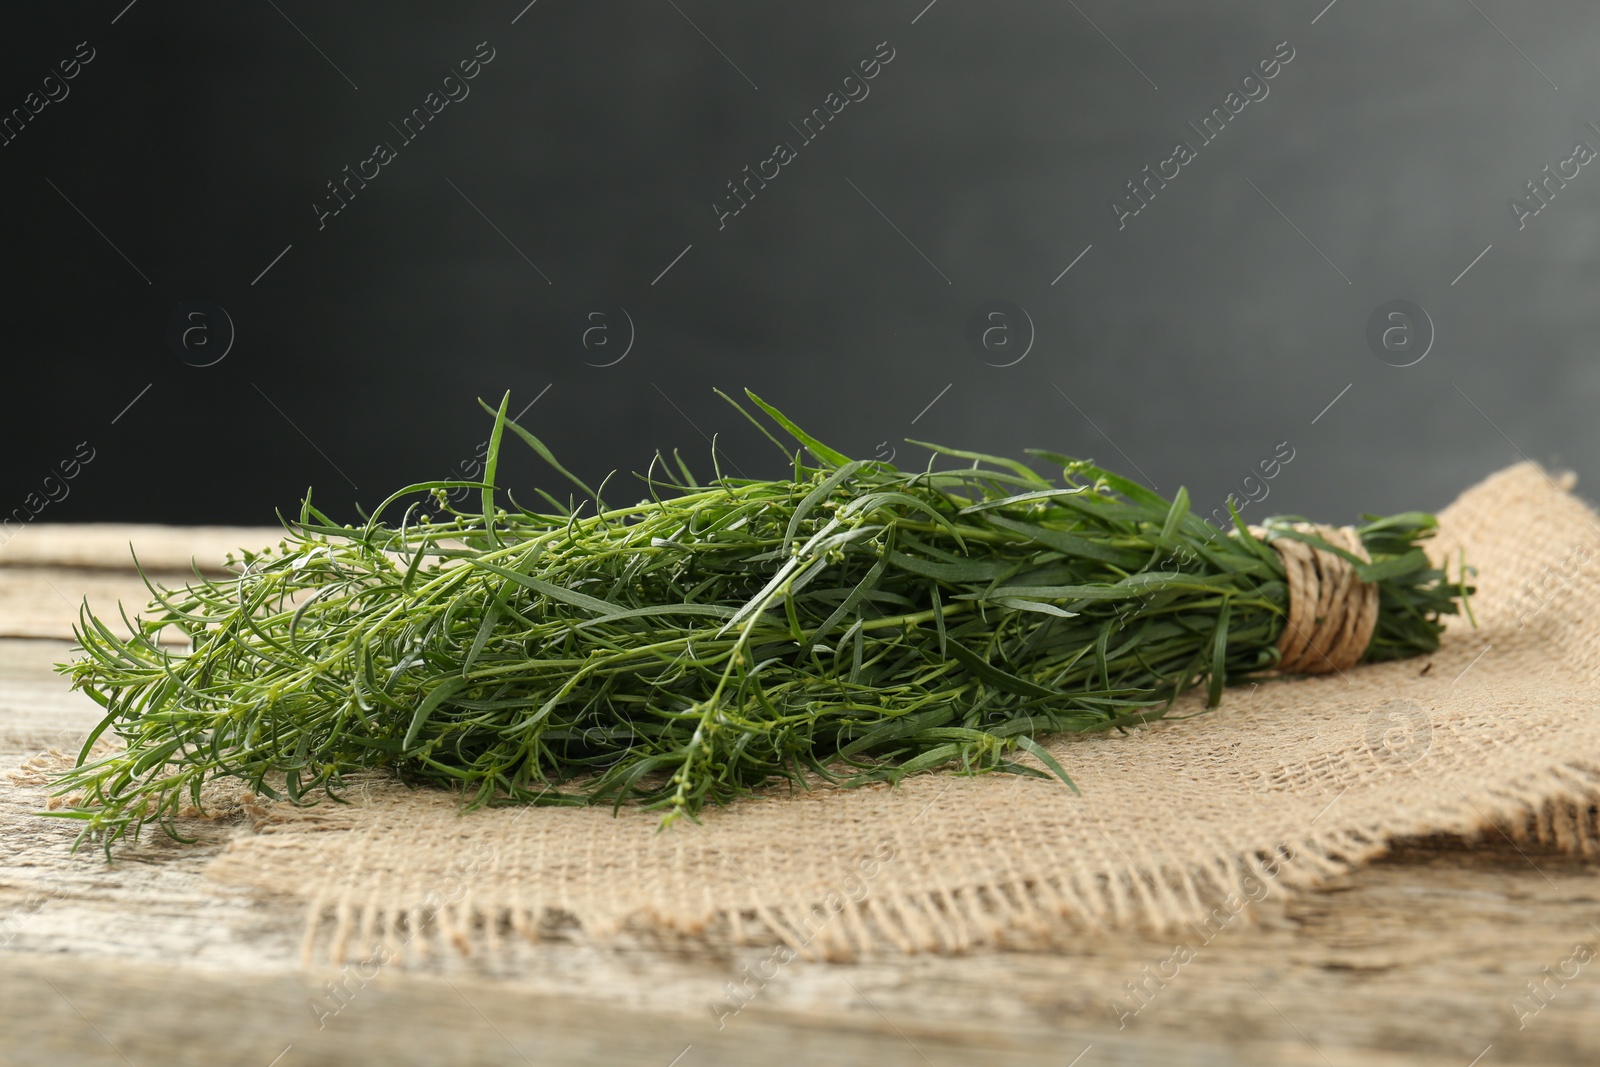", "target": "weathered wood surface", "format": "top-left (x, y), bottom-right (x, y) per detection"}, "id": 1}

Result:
top-left (0, 524), bottom-right (277, 641)
top-left (3, 525), bottom-right (1600, 1066)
